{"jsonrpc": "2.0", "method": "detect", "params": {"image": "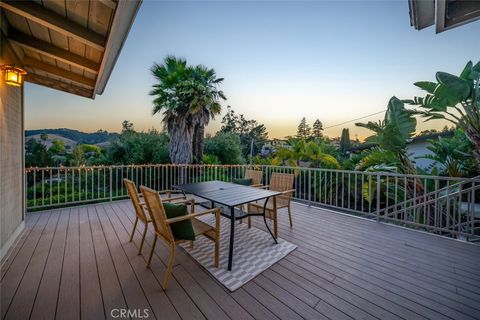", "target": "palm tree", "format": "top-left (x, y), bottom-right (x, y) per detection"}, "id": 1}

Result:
top-left (275, 138), bottom-right (340, 169)
top-left (150, 56), bottom-right (193, 163)
top-left (150, 56), bottom-right (225, 164)
top-left (190, 65), bottom-right (225, 163)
